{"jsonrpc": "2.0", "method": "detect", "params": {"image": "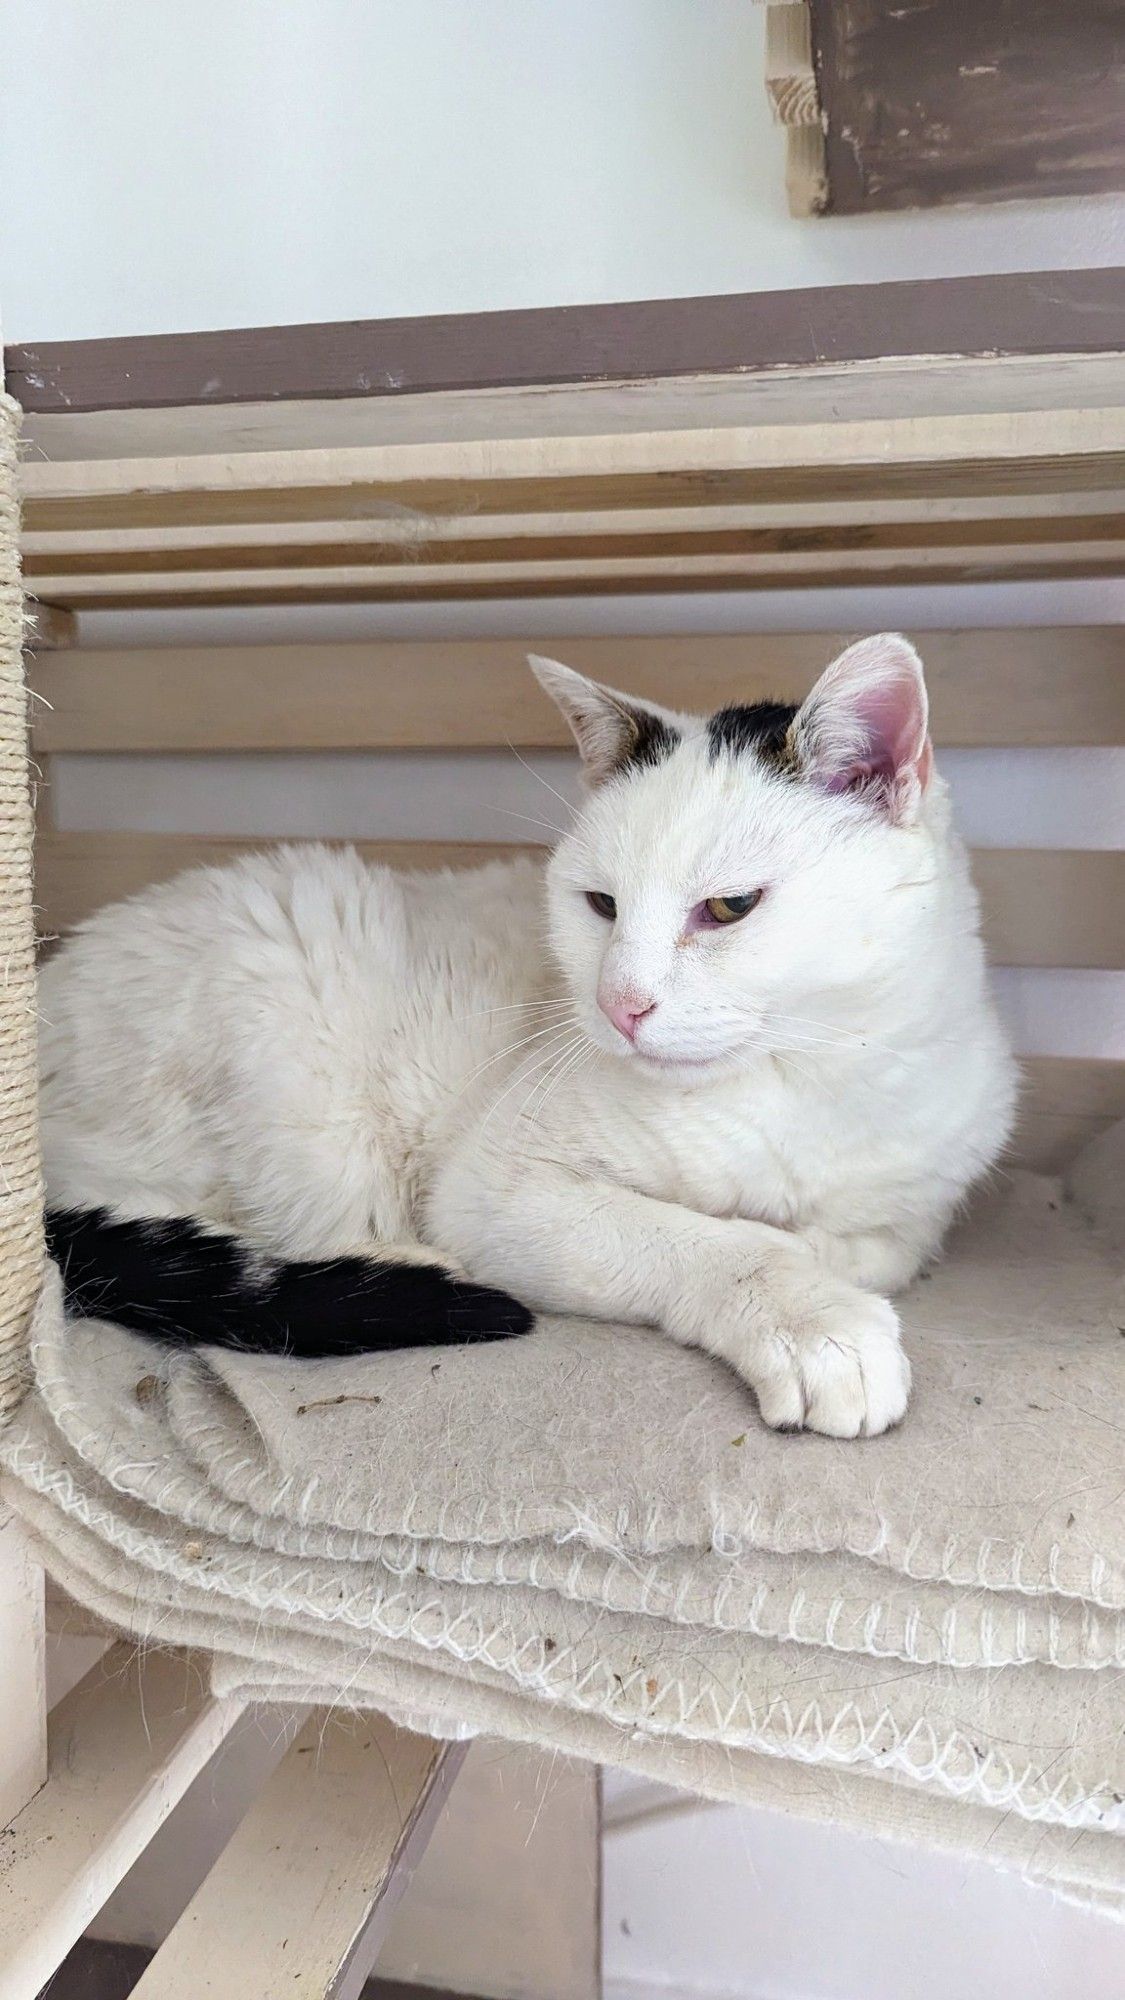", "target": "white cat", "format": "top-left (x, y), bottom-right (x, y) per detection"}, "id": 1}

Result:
top-left (39, 634), bottom-right (1017, 1438)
